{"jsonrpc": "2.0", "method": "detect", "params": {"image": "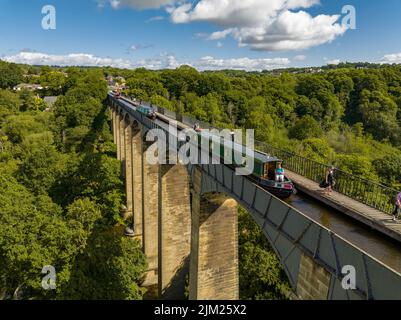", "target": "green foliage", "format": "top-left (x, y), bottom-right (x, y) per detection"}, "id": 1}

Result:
top-left (114, 65), bottom-right (401, 184)
top-left (53, 153), bottom-right (124, 224)
top-left (2, 112), bottom-right (51, 144)
top-left (2, 62), bottom-right (401, 300)
top-left (126, 71), bottom-right (168, 99)
top-left (326, 70), bottom-right (354, 107)
top-left (296, 75), bottom-right (343, 129)
top-left (0, 89), bottom-right (21, 120)
top-left (160, 66), bottom-right (201, 99)
top-left (238, 207), bottom-right (290, 300)
top-left (373, 153), bottom-right (401, 187)
top-left (0, 175), bottom-right (87, 299)
top-left (289, 115), bottom-right (324, 140)
top-left (65, 198), bottom-right (102, 231)
top-left (54, 95), bottom-right (104, 129)
top-left (193, 93), bottom-right (224, 124)
top-left (19, 90), bottom-right (47, 112)
top-left (301, 138), bottom-right (335, 162)
top-left (336, 154), bottom-right (379, 181)
top-left (149, 94), bottom-right (173, 110)
top-left (17, 133), bottom-right (65, 195)
top-left (61, 229), bottom-right (147, 300)
top-left (359, 90), bottom-right (397, 131)
top-left (246, 97), bottom-right (278, 142)
top-left (39, 71), bottom-right (67, 95)
top-left (0, 66), bottom-right (146, 300)
top-left (0, 61), bottom-right (23, 89)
